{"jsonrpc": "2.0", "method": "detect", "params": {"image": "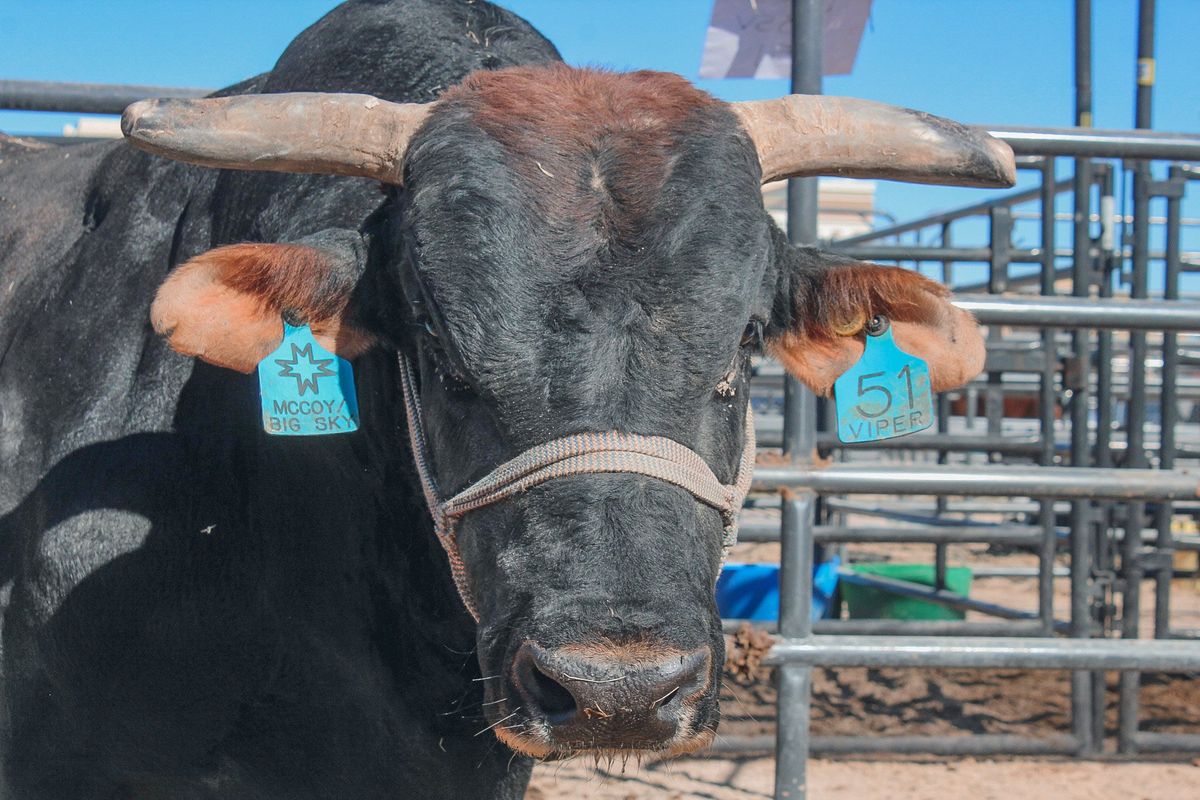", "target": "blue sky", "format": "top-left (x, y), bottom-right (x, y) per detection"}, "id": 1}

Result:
top-left (1, 0), bottom-right (1197, 282)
